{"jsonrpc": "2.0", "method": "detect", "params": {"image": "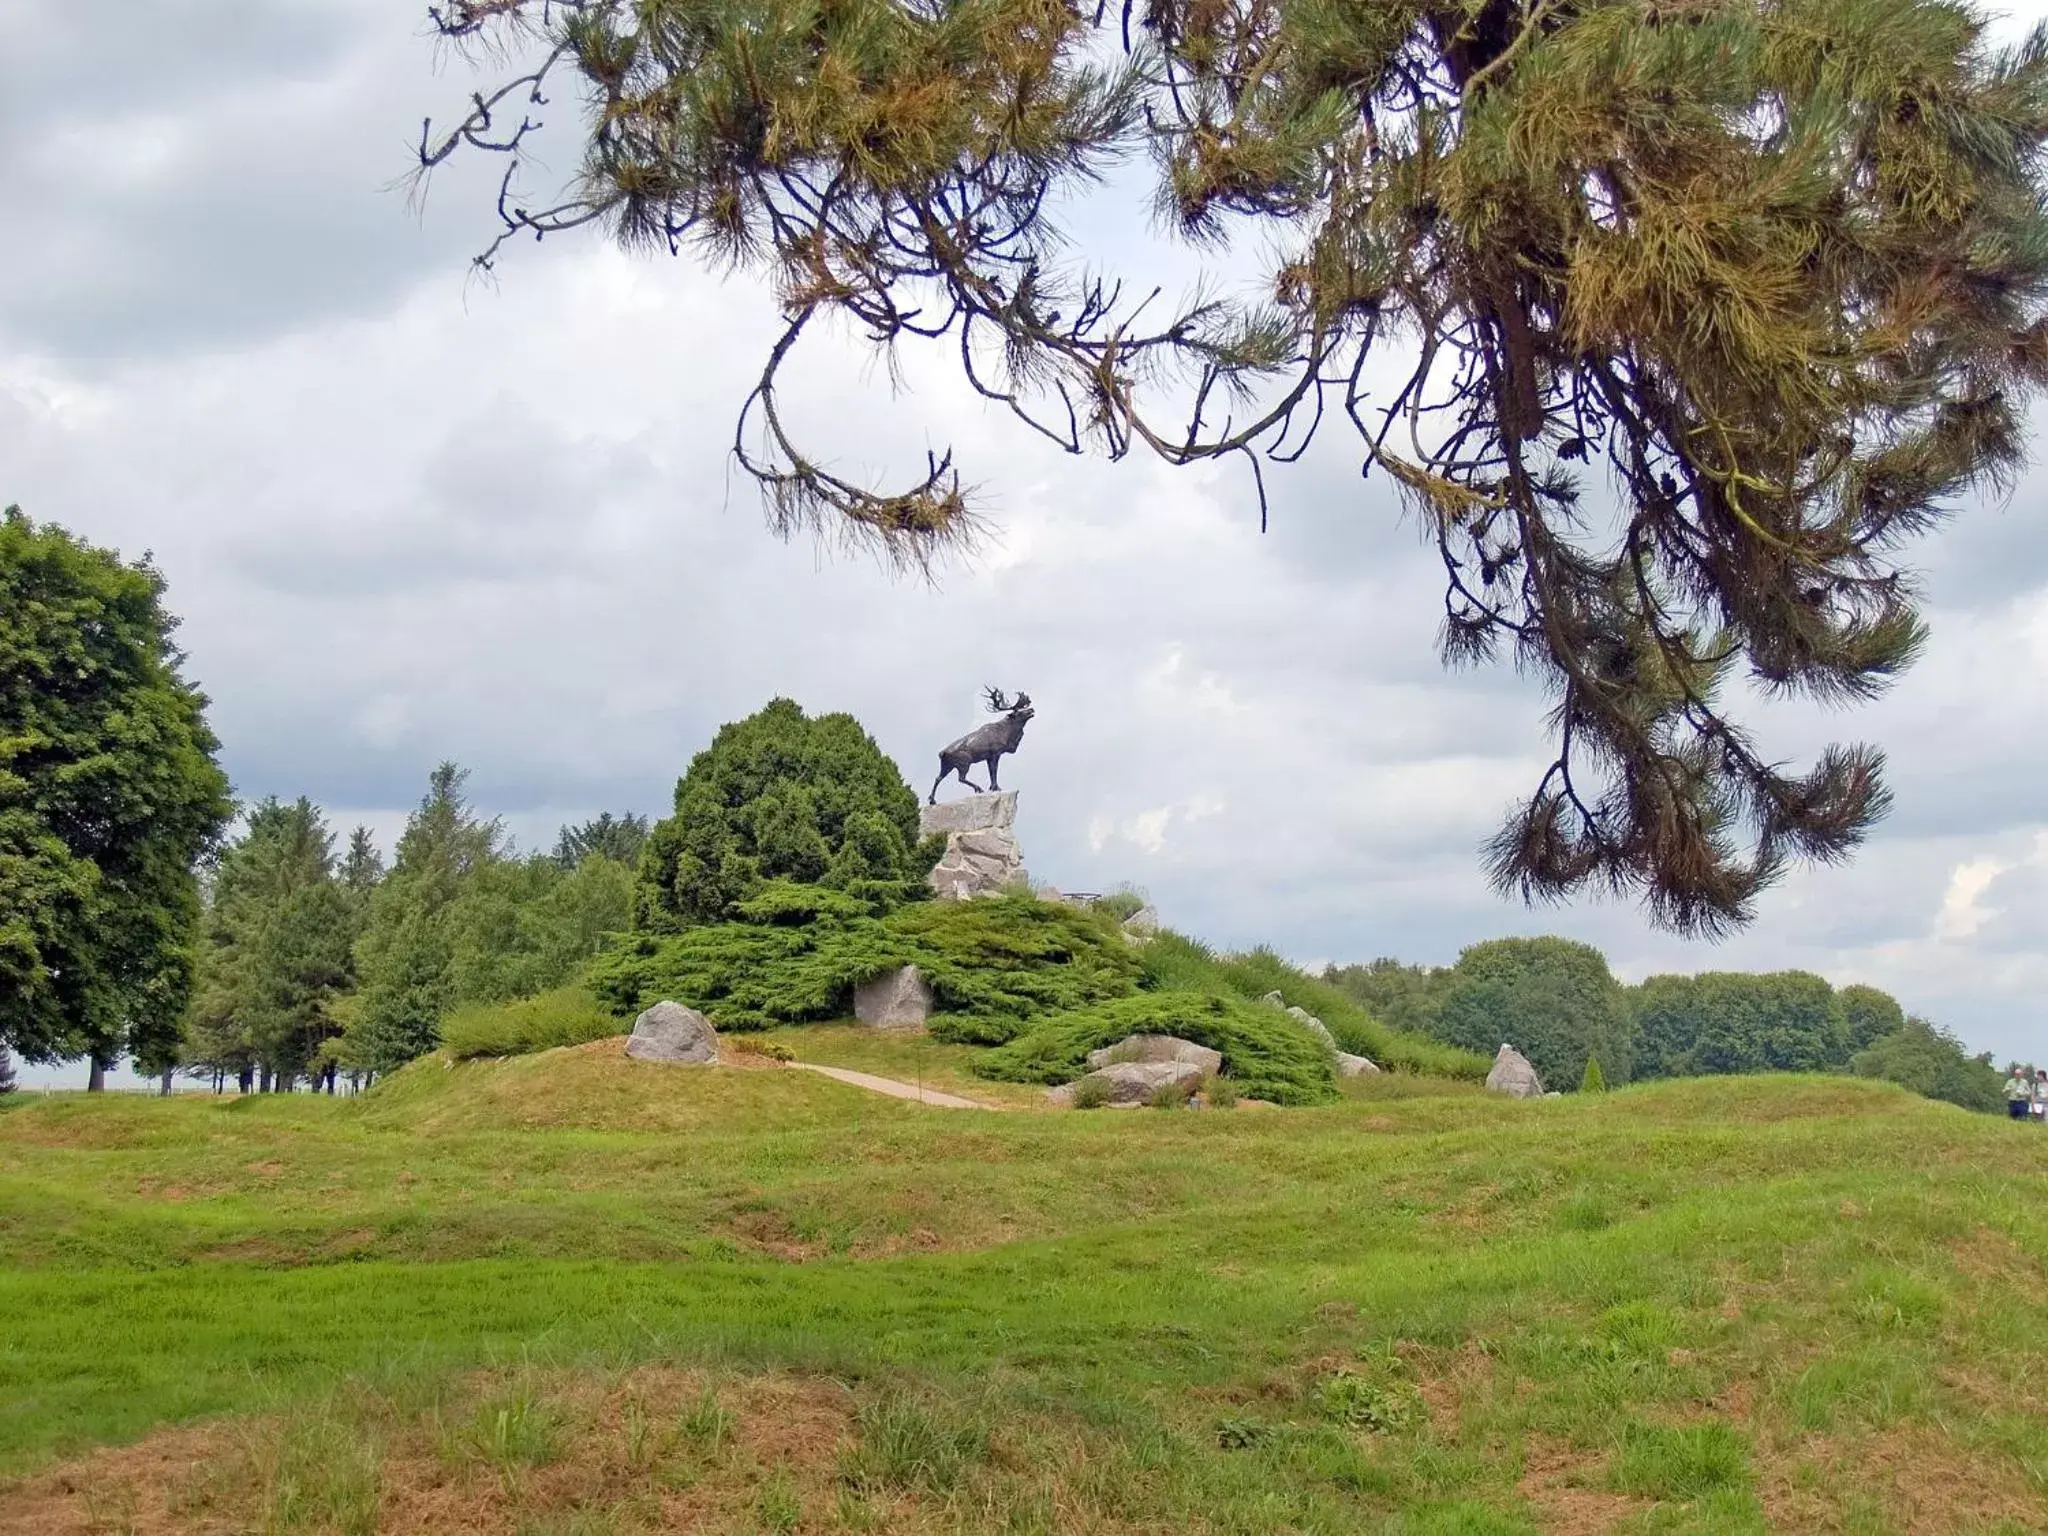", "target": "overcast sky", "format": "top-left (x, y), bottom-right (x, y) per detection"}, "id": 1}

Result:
top-left (7, 1), bottom-right (2048, 1088)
